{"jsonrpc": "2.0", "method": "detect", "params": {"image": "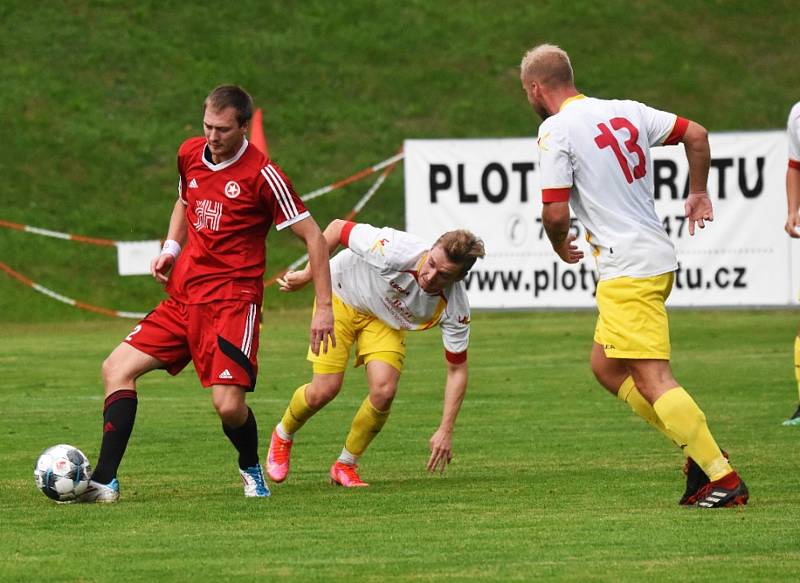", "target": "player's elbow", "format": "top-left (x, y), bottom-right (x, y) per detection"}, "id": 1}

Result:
top-left (542, 202), bottom-right (570, 231)
top-left (682, 121), bottom-right (709, 150)
top-left (327, 218), bottom-right (347, 233)
top-left (323, 218), bottom-right (347, 240)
